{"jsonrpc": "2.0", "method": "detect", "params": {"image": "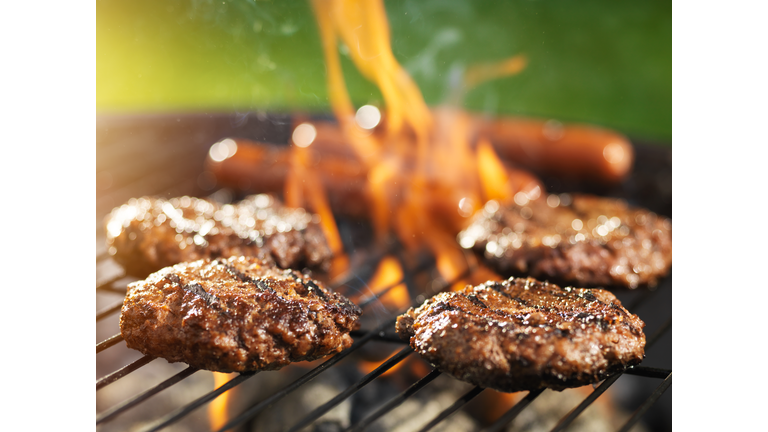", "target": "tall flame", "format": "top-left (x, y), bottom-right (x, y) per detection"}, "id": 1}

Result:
top-left (309, 0), bottom-right (530, 286)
